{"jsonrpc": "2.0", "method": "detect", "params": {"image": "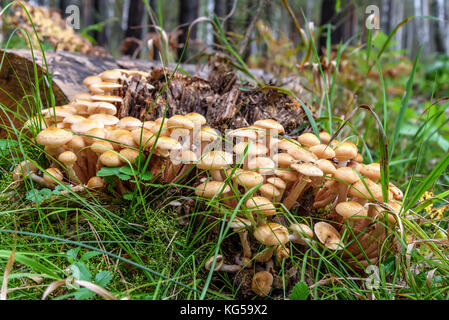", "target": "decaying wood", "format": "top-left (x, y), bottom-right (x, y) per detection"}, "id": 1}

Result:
top-left (0, 49), bottom-right (312, 136)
